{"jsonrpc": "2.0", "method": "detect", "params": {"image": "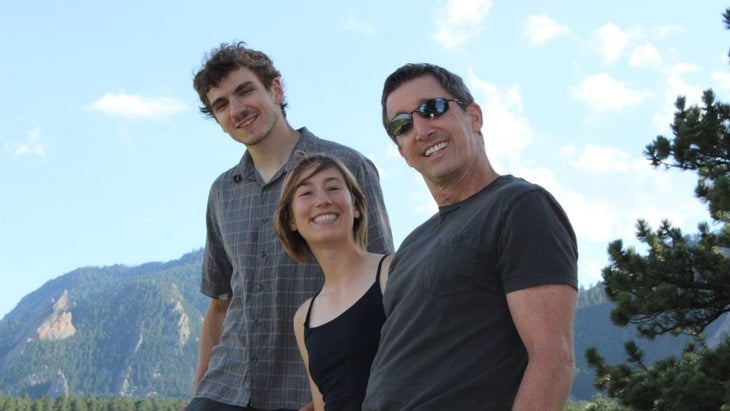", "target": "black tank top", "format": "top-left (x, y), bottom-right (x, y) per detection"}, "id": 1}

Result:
top-left (304, 255), bottom-right (388, 411)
